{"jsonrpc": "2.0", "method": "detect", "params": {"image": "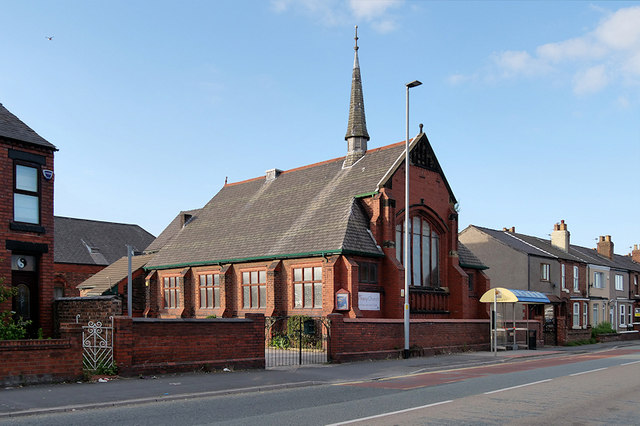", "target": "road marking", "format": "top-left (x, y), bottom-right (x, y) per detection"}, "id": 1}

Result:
top-left (325, 400), bottom-right (453, 425)
top-left (483, 379), bottom-right (552, 395)
top-left (569, 367), bottom-right (607, 376)
top-left (620, 360), bottom-right (640, 366)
